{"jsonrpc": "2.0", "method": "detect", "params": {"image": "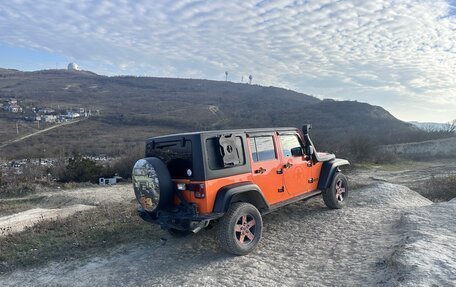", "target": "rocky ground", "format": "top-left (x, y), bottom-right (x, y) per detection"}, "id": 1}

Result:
top-left (0, 161), bottom-right (454, 286)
